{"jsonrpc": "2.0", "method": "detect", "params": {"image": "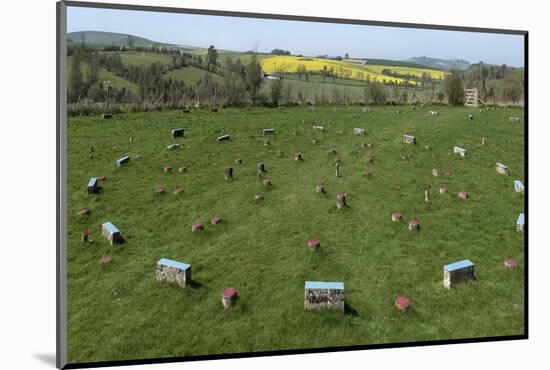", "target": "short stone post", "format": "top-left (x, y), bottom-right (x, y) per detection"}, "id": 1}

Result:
top-left (335, 163), bottom-right (340, 178)
top-left (224, 166), bottom-right (233, 180)
top-left (222, 288), bottom-right (237, 309)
